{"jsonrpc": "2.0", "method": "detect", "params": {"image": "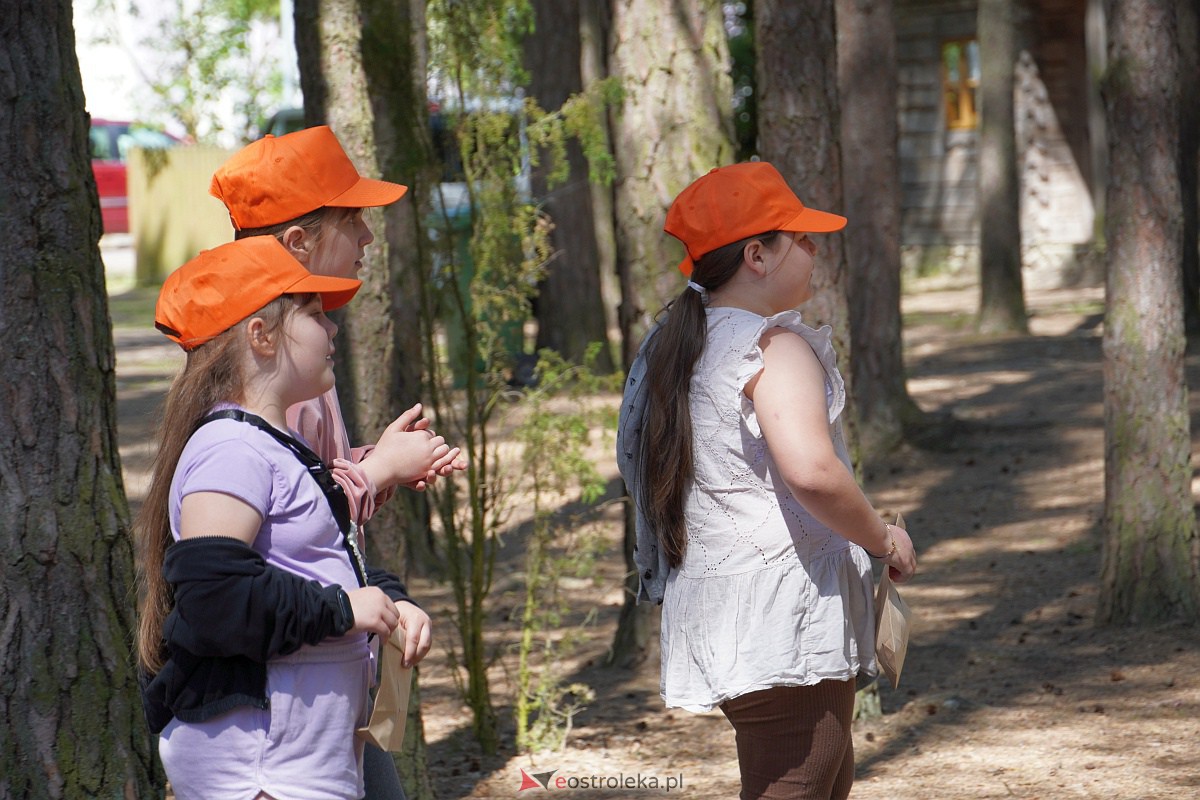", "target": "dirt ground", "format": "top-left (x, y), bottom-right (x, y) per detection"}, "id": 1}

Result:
top-left (114, 279), bottom-right (1200, 800)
